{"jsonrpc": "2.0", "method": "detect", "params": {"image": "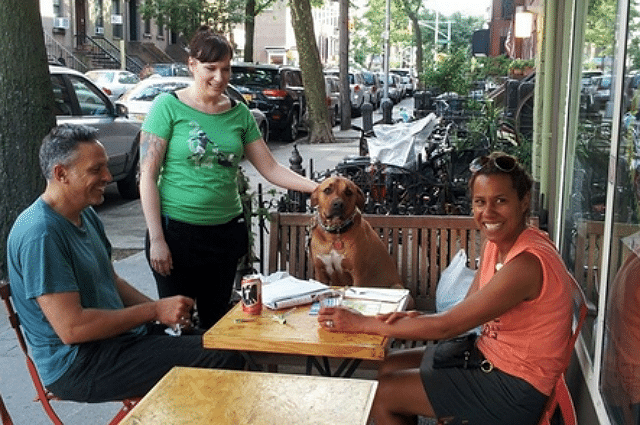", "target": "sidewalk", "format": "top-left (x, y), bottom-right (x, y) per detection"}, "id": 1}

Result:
top-left (0, 118), bottom-right (378, 424)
